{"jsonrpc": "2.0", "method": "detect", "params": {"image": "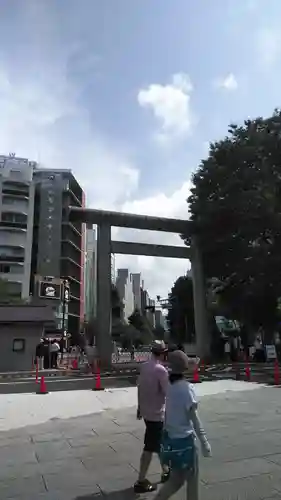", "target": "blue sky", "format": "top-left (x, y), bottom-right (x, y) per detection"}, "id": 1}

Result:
top-left (0, 0), bottom-right (280, 297)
